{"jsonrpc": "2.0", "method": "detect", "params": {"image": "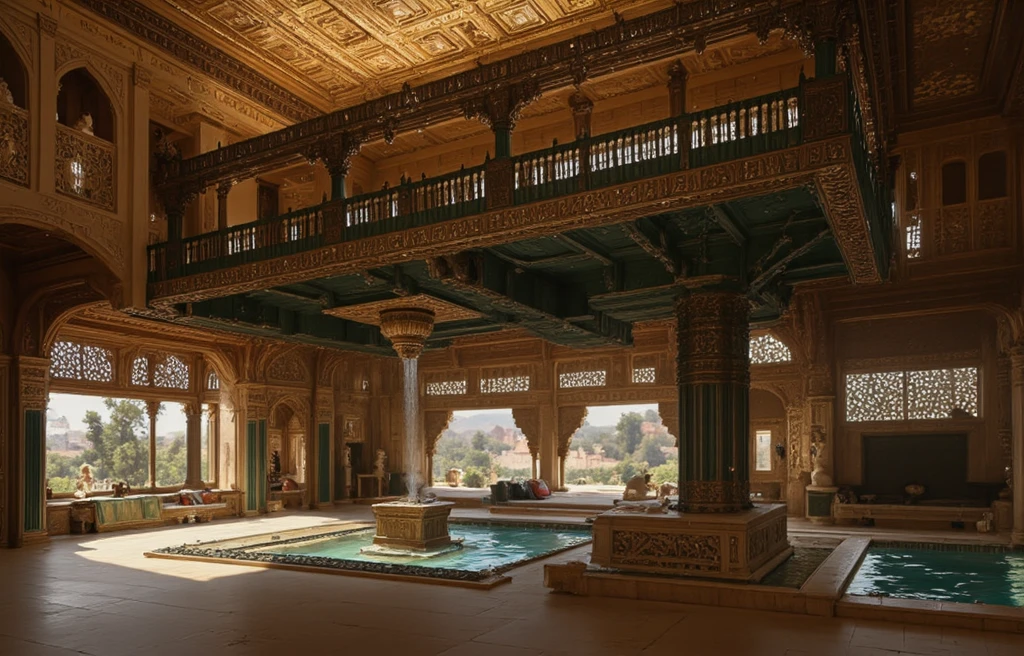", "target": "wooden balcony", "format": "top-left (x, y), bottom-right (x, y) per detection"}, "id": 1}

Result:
top-left (146, 73), bottom-right (891, 353)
